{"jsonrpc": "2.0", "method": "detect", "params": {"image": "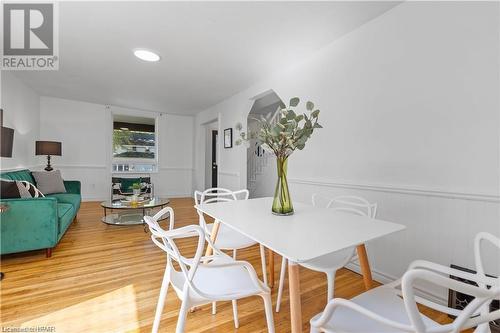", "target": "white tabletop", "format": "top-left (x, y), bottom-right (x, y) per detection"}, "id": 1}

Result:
top-left (196, 197), bottom-right (406, 263)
